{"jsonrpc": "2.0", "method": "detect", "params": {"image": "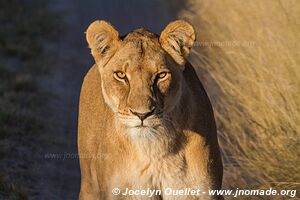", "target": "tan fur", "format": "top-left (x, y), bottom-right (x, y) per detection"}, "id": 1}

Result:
top-left (78, 20), bottom-right (223, 200)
